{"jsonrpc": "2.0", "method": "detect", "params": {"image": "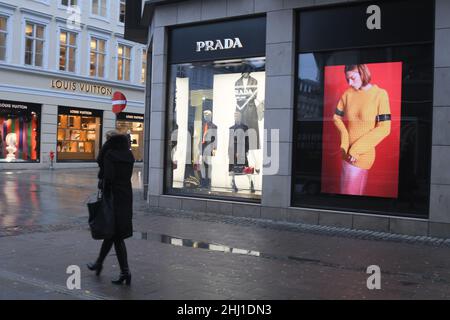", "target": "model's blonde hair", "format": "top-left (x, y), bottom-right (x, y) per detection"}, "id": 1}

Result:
top-left (345, 64), bottom-right (372, 87)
